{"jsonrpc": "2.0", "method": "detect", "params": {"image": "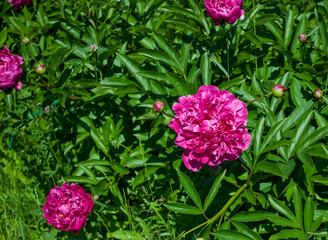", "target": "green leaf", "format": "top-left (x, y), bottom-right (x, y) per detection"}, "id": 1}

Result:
top-left (259, 119), bottom-right (286, 154)
top-left (165, 72), bottom-right (192, 96)
top-left (253, 117), bottom-right (265, 158)
top-left (269, 229), bottom-right (306, 240)
top-left (218, 77), bottom-right (246, 90)
top-left (212, 230), bottom-right (253, 240)
top-left (290, 14), bottom-right (308, 53)
top-left (293, 187), bottom-right (303, 228)
top-left (176, 169), bottom-right (203, 210)
top-left (90, 129), bottom-right (108, 156)
top-left (300, 126), bottom-right (328, 151)
top-left (268, 215), bottom-right (300, 229)
top-left (4, 92), bottom-right (12, 110)
top-left (132, 167), bottom-right (158, 189)
top-left (111, 230), bottom-right (146, 240)
top-left (152, 32), bottom-right (183, 72)
top-left (163, 203), bottom-right (202, 215)
top-left (243, 31), bottom-right (263, 50)
top-left (201, 52), bottom-right (212, 85)
top-left (78, 165), bottom-right (98, 184)
top-left (315, 8), bottom-right (327, 52)
top-left (255, 161), bottom-right (284, 178)
top-left (116, 53), bottom-right (149, 90)
top-left (231, 211), bottom-right (275, 222)
top-left (283, 8), bottom-right (296, 47)
top-left (204, 170), bottom-right (226, 211)
top-left (64, 131), bottom-right (90, 155)
top-left (268, 195), bottom-right (297, 222)
top-left (314, 112), bottom-right (328, 128)
top-left (287, 111), bottom-right (314, 158)
top-left (282, 101), bottom-right (314, 132)
top-left (138, 49), bottom-right (178, 69)
top-left (111, 162), bottom-right (130, 175)
top-left (64, 176), bottom-right (97, 185)
top-left (211, 54), bottom-right (229, 76)
top-left (304, 196), bottom-right (314, 232)
top-left (232, 221), bottom-right (263, 240)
